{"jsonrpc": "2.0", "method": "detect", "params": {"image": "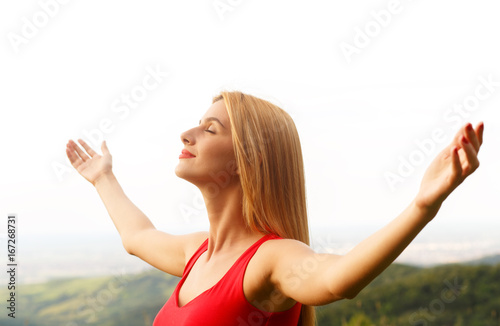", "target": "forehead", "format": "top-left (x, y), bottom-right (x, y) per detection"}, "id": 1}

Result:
top-left (201, 100), bottom-right (230, 125)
